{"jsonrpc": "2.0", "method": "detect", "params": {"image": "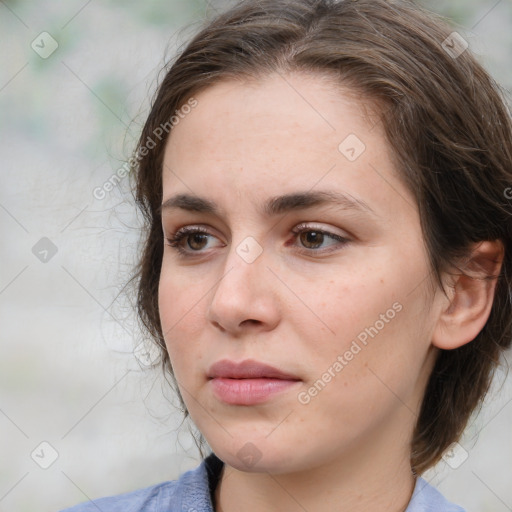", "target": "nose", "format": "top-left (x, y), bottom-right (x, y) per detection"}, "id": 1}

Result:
top-left (206, 239), bottom-right (281, 335)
